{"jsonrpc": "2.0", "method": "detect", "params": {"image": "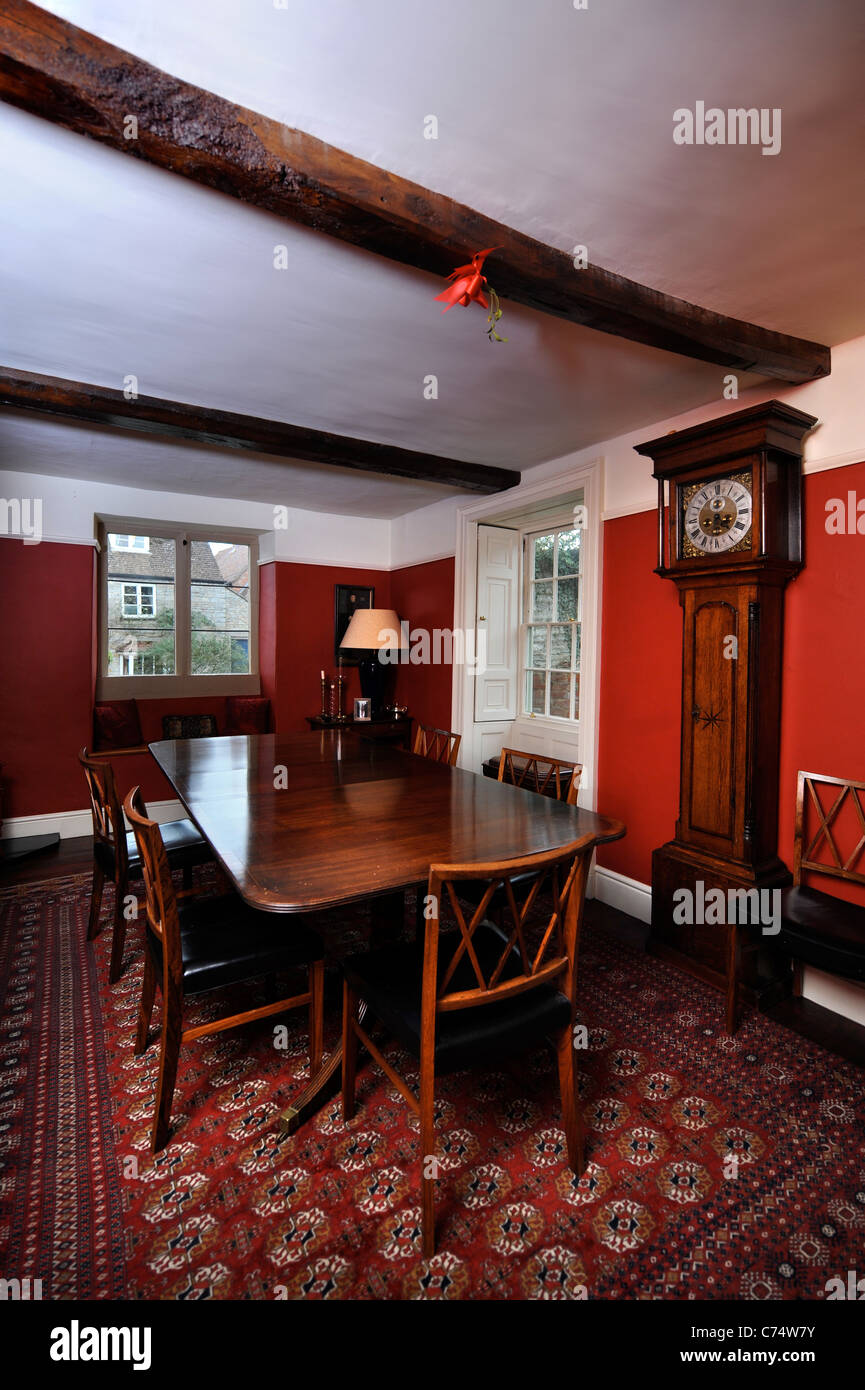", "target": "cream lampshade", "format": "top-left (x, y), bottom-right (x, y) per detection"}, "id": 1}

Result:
top-left (340, 608), bottom-right (407, 716)
top-left (340, 608), bottom-right (406, 651)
